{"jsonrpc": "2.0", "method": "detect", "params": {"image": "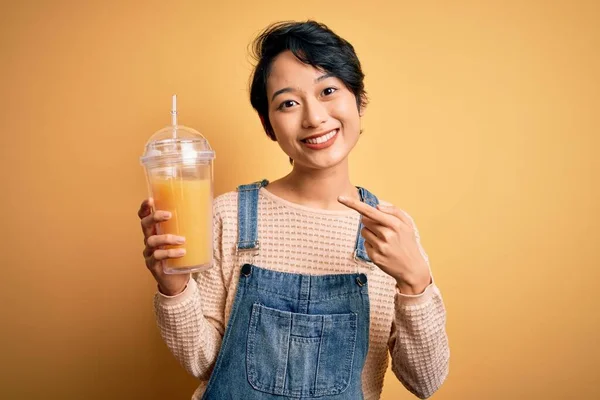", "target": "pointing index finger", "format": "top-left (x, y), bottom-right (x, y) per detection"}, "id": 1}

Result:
top-left (338, 196), bottom-right (392, 225)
